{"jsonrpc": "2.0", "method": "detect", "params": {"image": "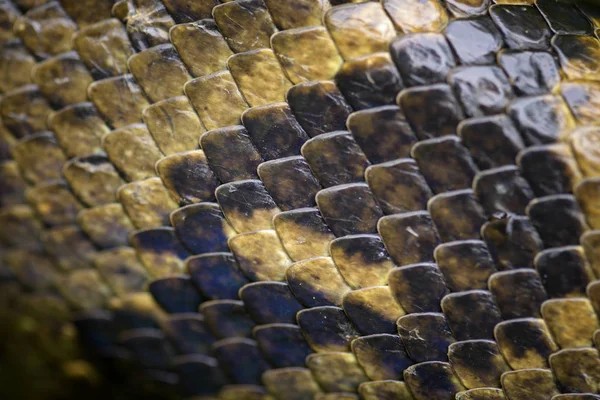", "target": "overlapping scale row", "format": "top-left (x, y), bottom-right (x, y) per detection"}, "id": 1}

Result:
top-left (1, 0), bottom-right (600, 399)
